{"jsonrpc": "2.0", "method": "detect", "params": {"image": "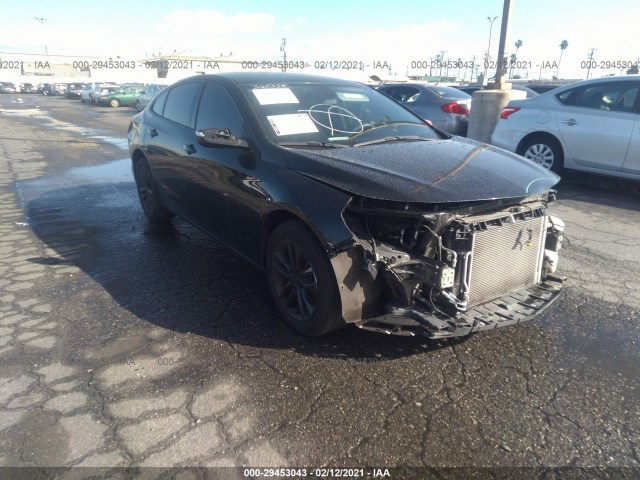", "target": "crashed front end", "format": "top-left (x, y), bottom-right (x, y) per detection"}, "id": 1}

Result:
top-left (330, 191), bottom-right (565, 338)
